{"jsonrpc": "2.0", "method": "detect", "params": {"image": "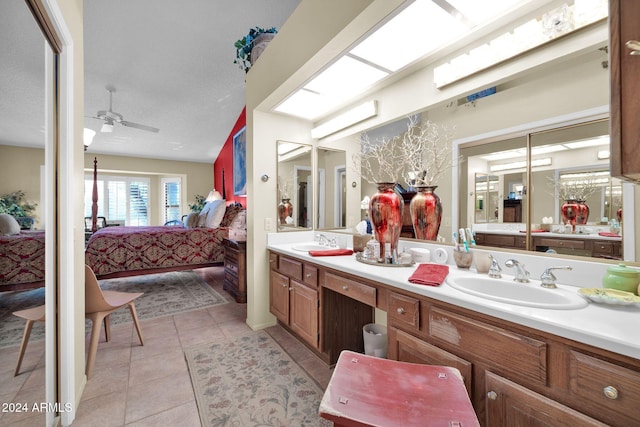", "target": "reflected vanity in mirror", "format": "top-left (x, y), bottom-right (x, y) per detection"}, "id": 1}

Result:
top-left (277, 141), bottom-right (313, 231)
top-left (317, 147), bottom-right (347, 229)
top-left (459, 118), bottom-right (631, 261)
